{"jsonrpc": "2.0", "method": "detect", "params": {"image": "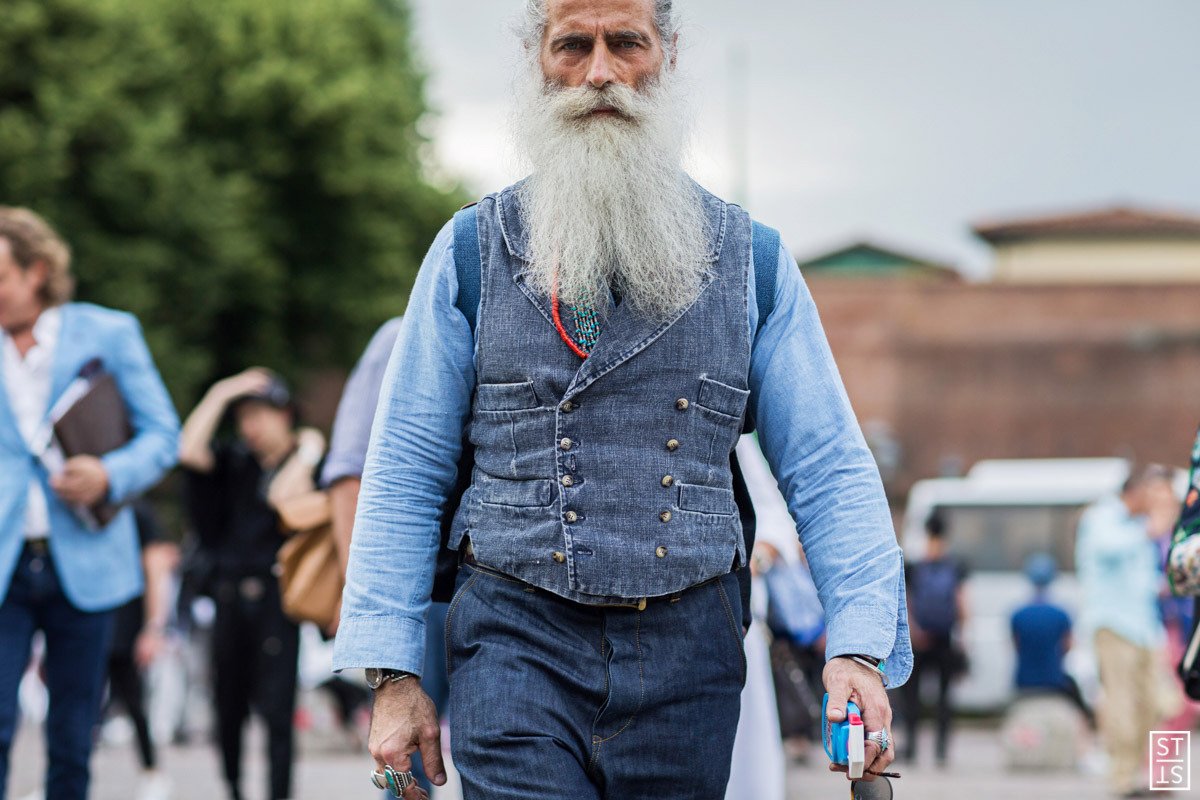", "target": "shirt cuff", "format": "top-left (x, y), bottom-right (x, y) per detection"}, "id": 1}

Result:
top-left (332, 614), bottom-right (427, 678)
top-left (824, 601), bottom-right (914, 688)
